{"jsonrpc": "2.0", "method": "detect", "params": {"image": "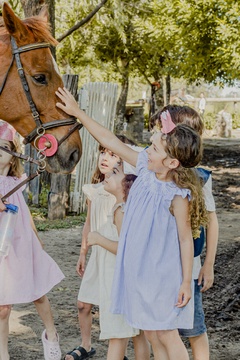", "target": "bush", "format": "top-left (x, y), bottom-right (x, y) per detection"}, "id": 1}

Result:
top-left (204, 113), bottom-right (216, 130)
top-left (204, 112), bottom-right (240, 130)
top-left (232, 113), bottom-right (240, 129)
top-left (144, 112), bottom-right (149, 129)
